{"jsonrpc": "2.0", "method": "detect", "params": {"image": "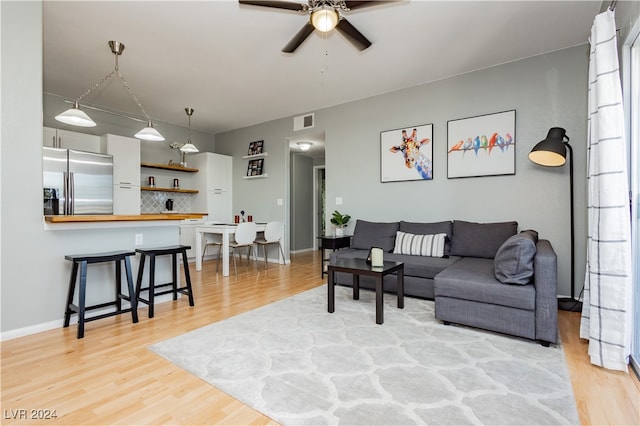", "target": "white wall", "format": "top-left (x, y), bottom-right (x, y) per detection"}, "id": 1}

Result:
top-left (217, 45), bottom-right (590, 299)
